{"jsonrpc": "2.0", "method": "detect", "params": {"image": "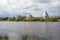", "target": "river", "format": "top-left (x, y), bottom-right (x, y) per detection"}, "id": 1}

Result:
top-left (0, 22), bottom-right (60, 40)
